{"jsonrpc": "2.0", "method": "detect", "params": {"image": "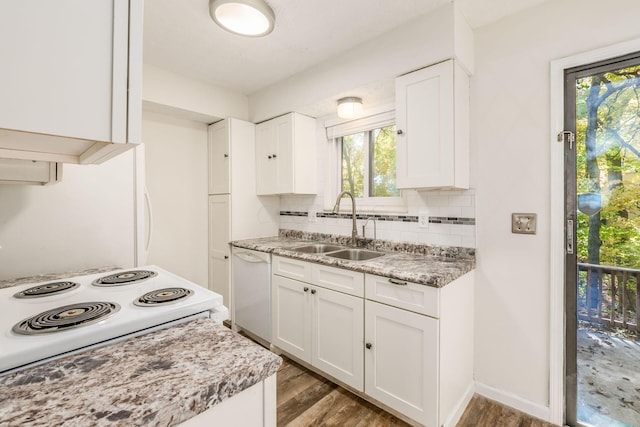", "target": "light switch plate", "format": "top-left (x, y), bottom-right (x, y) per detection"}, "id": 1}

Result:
top-left (512, 213), bottom-right (537, 235)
